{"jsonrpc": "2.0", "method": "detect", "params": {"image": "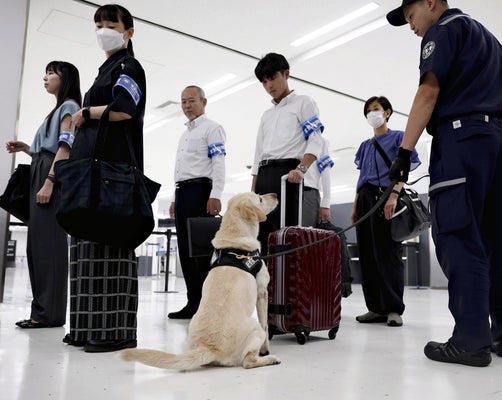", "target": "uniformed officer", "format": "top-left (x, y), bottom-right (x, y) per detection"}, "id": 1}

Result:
top-left (169, 85), bottom-right (226, 319)
top-left (302, 137), bottom-right (333, 227)
top-left (387, 0), bottom-right (502, 367)
top-left (252, 53), bottom-right (325, 254)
